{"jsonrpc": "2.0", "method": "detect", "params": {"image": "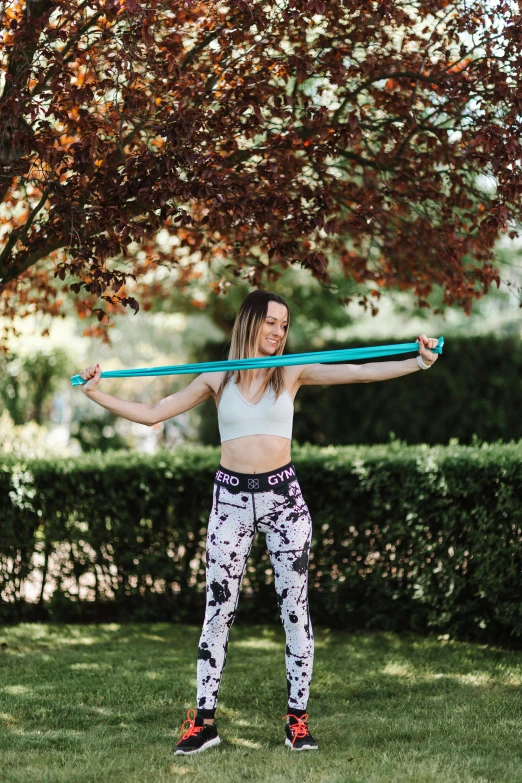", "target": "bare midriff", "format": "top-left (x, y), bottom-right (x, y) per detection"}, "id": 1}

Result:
top-left (220, 434), bottom-right (292, 474)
